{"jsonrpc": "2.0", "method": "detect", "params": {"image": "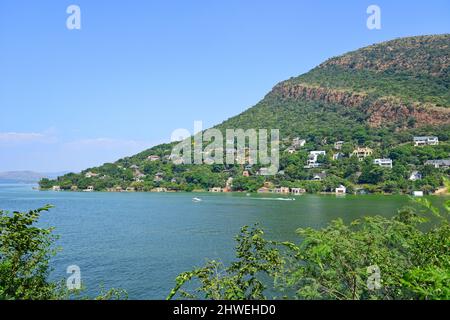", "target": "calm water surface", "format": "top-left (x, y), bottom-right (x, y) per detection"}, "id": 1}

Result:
top-left (0, 183), bottom-right (446, 299)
